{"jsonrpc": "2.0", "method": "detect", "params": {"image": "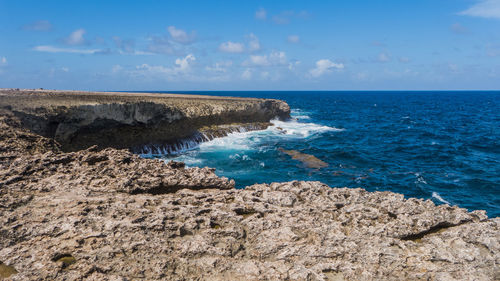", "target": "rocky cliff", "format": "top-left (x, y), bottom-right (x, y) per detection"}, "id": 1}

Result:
top-left (0, 92), bottom-right (498, 281)
top-left (0, 89), bottom-right (290, 152)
